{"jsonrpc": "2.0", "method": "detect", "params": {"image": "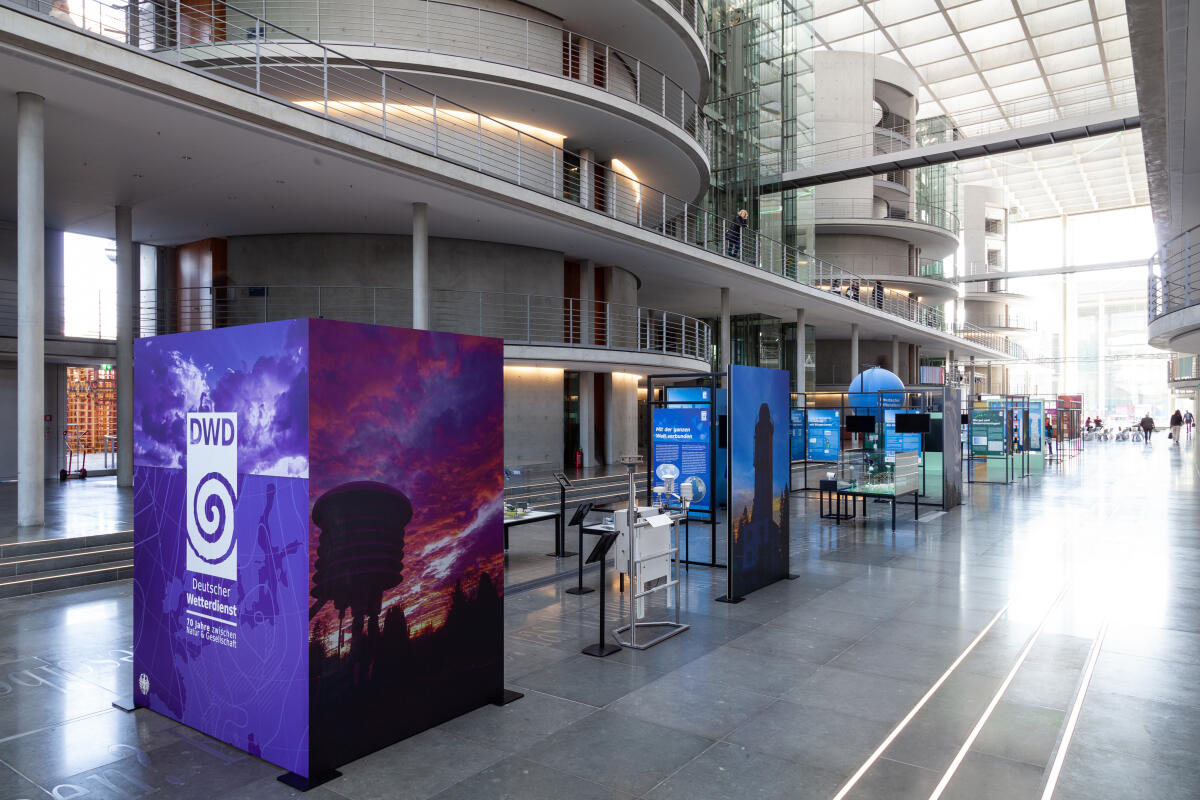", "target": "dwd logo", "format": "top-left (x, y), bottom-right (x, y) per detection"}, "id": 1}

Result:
top-left (186, 413), bottom-right (238, 580)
